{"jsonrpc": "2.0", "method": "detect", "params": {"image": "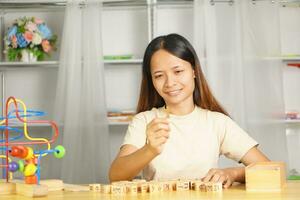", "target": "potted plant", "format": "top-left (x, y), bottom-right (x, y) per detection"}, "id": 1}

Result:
top-left (3, 16), bottom-right (57, 62)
